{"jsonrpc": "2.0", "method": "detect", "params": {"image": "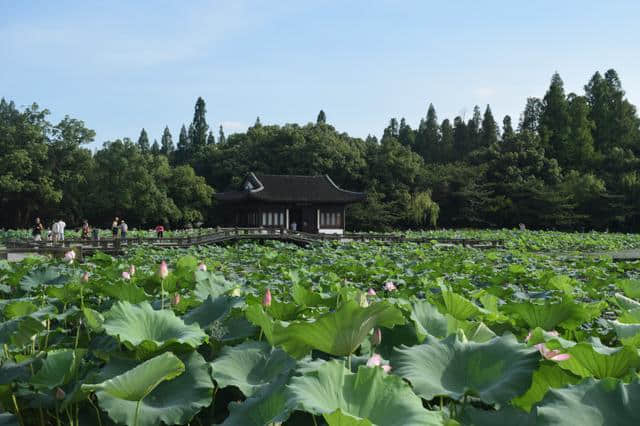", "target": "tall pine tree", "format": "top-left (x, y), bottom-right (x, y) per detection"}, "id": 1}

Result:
top-left (207, 130), bottom-right (215, 145)
top-left (316, 110), bottom-right (327, 124)
top-left (218, 125), bottom-right (226, 145)
top-left (160, 126), bottom-right (174, 155)
top-left (175, 124), bottom-right (190, 164)
top-left (416, 103), bottom-right (439, 162)
top-left (540, 72), bottom-right (570, 163)
top-left (190, 97), bottom-right (209, 150)
top-left (137, 128), bottom-right (150, 152)
top-left (480, 105), bottom-right (499, 148)
top-left (502, 115), bottom-right (515, 142)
